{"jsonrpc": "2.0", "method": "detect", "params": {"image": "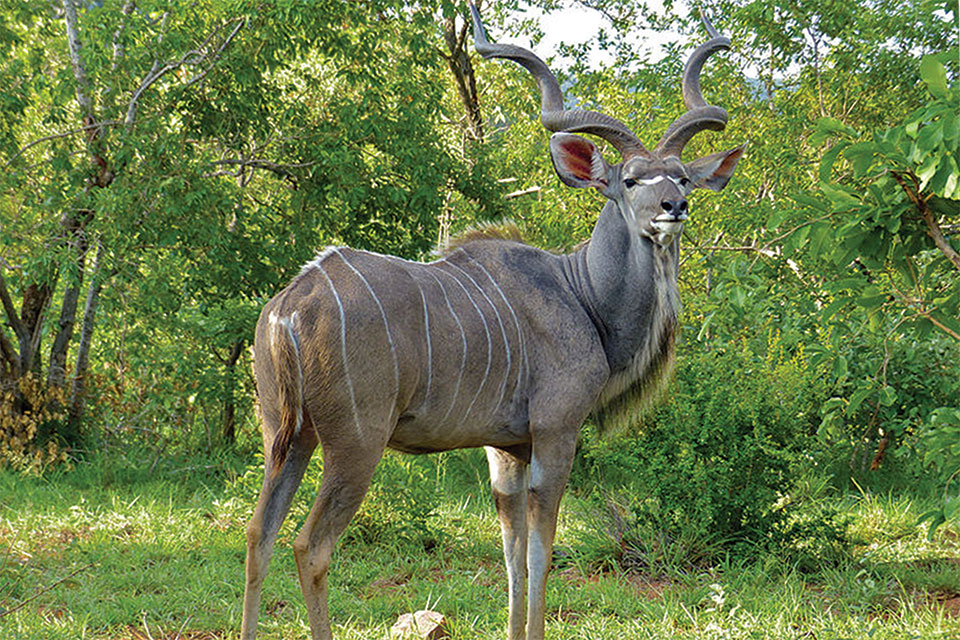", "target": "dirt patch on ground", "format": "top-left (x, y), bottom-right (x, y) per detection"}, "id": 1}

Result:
top-left (363, 574), bottom-right (410, 599)
top-left (558, 567), bottom-right (675, 600)
top-left (122, 627), bottom-right (228, 639)
top-left (623, 573), bottom-right (675, 600)
top-left (933, 590), bottom-right (960, 619)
